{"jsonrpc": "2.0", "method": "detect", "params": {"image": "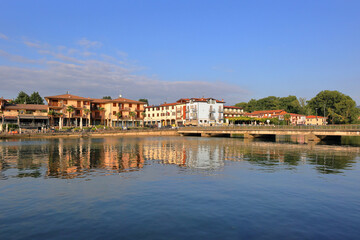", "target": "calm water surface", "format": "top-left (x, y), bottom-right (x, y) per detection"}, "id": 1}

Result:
top-left (1, 136), bottom-right (360, 240)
